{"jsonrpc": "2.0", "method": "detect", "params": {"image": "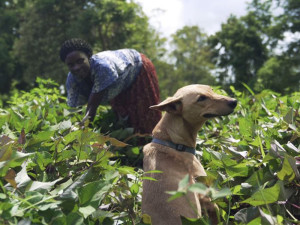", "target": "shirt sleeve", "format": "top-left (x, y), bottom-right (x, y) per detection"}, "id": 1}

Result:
top-left (91, 58), bottom-right (119, 94)
top-left (66, 73), bottom-right (78, 107)
top-left (66, 73), bottom-right (88, 107)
